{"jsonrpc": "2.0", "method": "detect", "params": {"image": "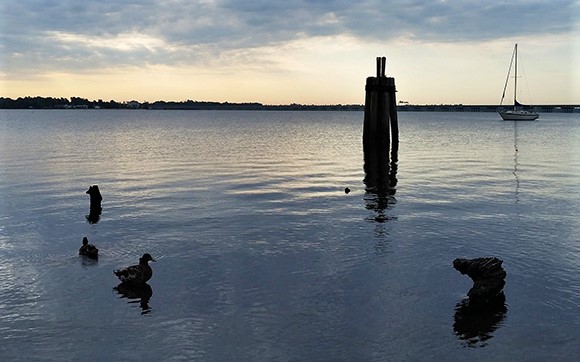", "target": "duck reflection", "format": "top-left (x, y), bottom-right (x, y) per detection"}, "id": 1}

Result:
top-left (453, 293), bottom-right (507, 348)
top-left (114, 283), bottom-right (153, 315)
top-left (85, 210), bottom-right (101, 224)
top-left (80, 255), bottom-right (98, 268)
top-left (363, 138), bottom-right (398, 221)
